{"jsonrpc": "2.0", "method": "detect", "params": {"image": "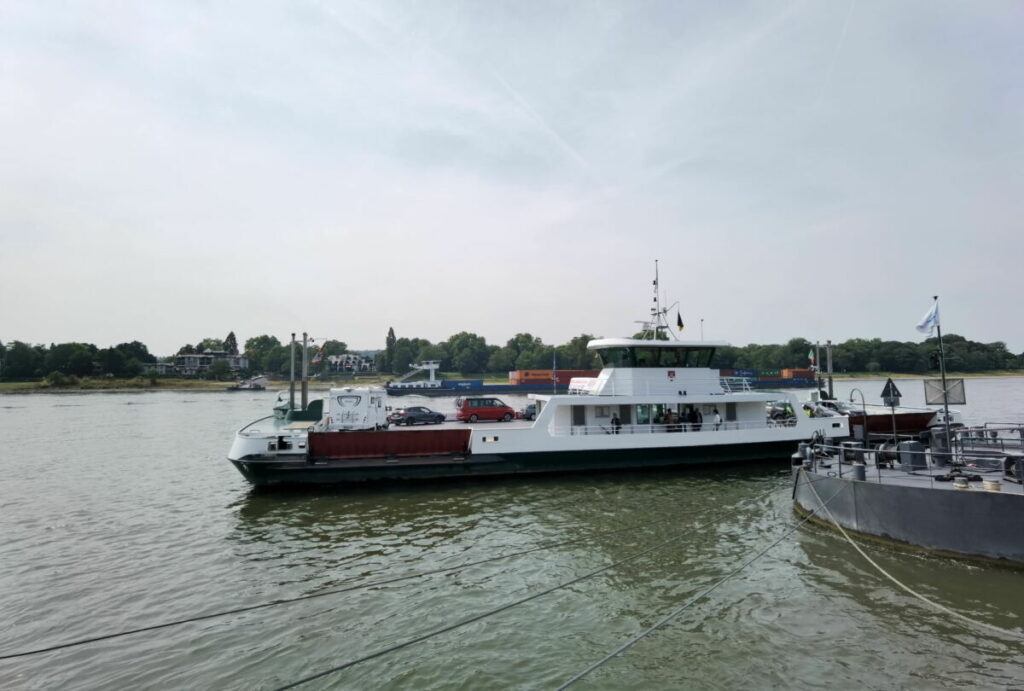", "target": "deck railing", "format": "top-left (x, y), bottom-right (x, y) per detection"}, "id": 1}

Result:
top-left (549, 417), bottom-right (796, 437)
top-left (804, 425), bottom-right (1024, 493)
